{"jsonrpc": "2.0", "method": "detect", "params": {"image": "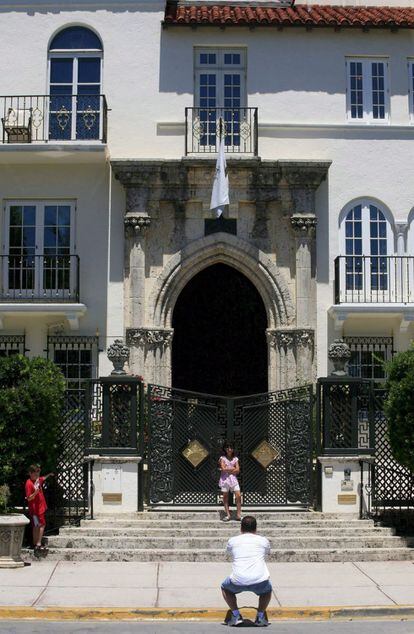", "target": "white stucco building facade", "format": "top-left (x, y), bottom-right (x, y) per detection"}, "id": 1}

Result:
top-left (1, 0), bottom-right (414, 394)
